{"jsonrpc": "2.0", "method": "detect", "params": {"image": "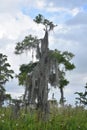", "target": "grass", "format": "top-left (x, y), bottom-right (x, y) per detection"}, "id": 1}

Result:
top-left (0, 106), bottom-right (87, 130)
